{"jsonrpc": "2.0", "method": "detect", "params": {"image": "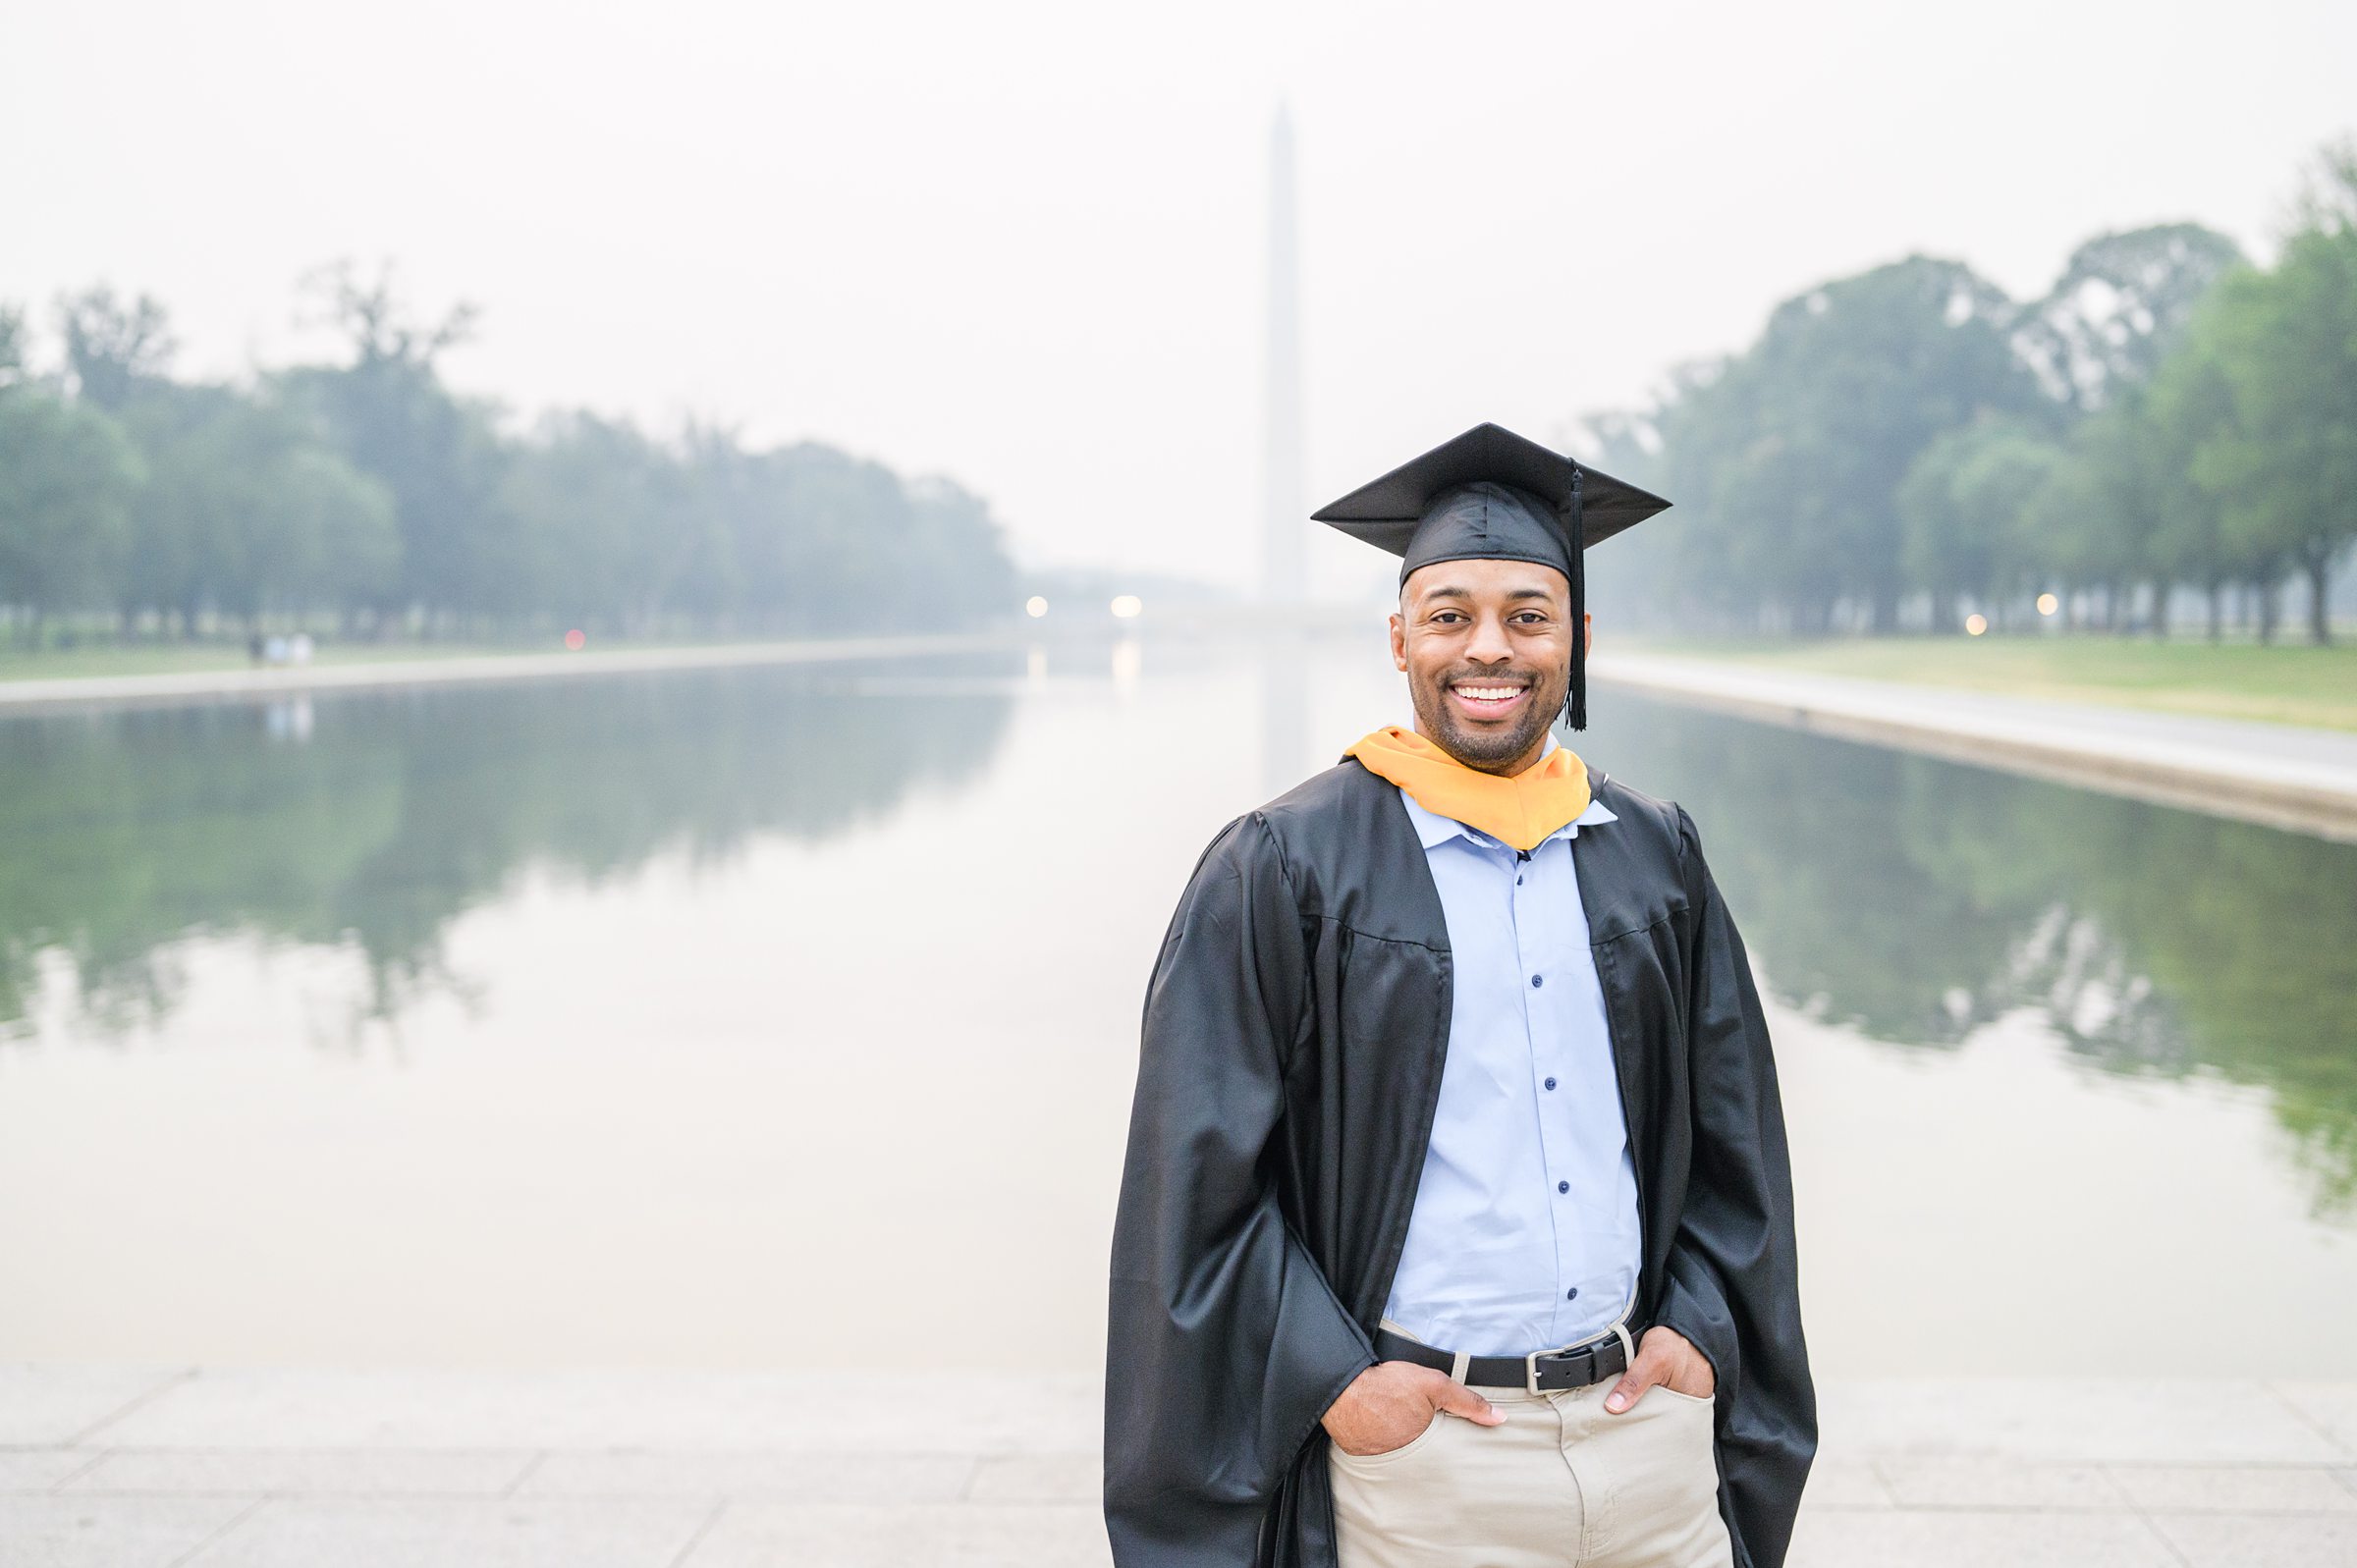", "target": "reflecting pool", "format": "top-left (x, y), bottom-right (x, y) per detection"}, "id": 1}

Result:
top-left (3, 631), bottom-right (2351, 1377)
